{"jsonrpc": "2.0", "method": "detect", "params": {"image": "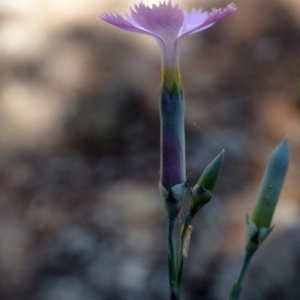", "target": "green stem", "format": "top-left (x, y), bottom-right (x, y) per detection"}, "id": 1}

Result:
top-left (227, 251), bottom-right (254, 300)
top-left (176, 213), bottom-right (192, 299)
top-left (168, 217), bottom-right (177, 299)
